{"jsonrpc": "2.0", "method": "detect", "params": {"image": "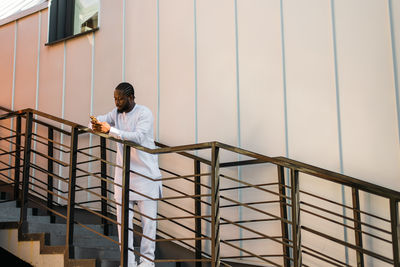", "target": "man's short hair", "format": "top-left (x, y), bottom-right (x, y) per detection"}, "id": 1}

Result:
top-left (115, 82), bottom-right (134, 97)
